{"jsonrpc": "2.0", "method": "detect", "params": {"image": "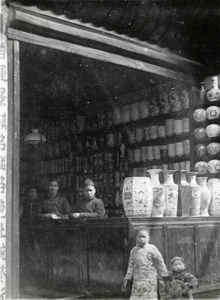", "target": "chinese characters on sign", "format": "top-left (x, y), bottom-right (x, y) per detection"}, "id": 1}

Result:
top-left (0, 33), bottom-right (8, 300)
